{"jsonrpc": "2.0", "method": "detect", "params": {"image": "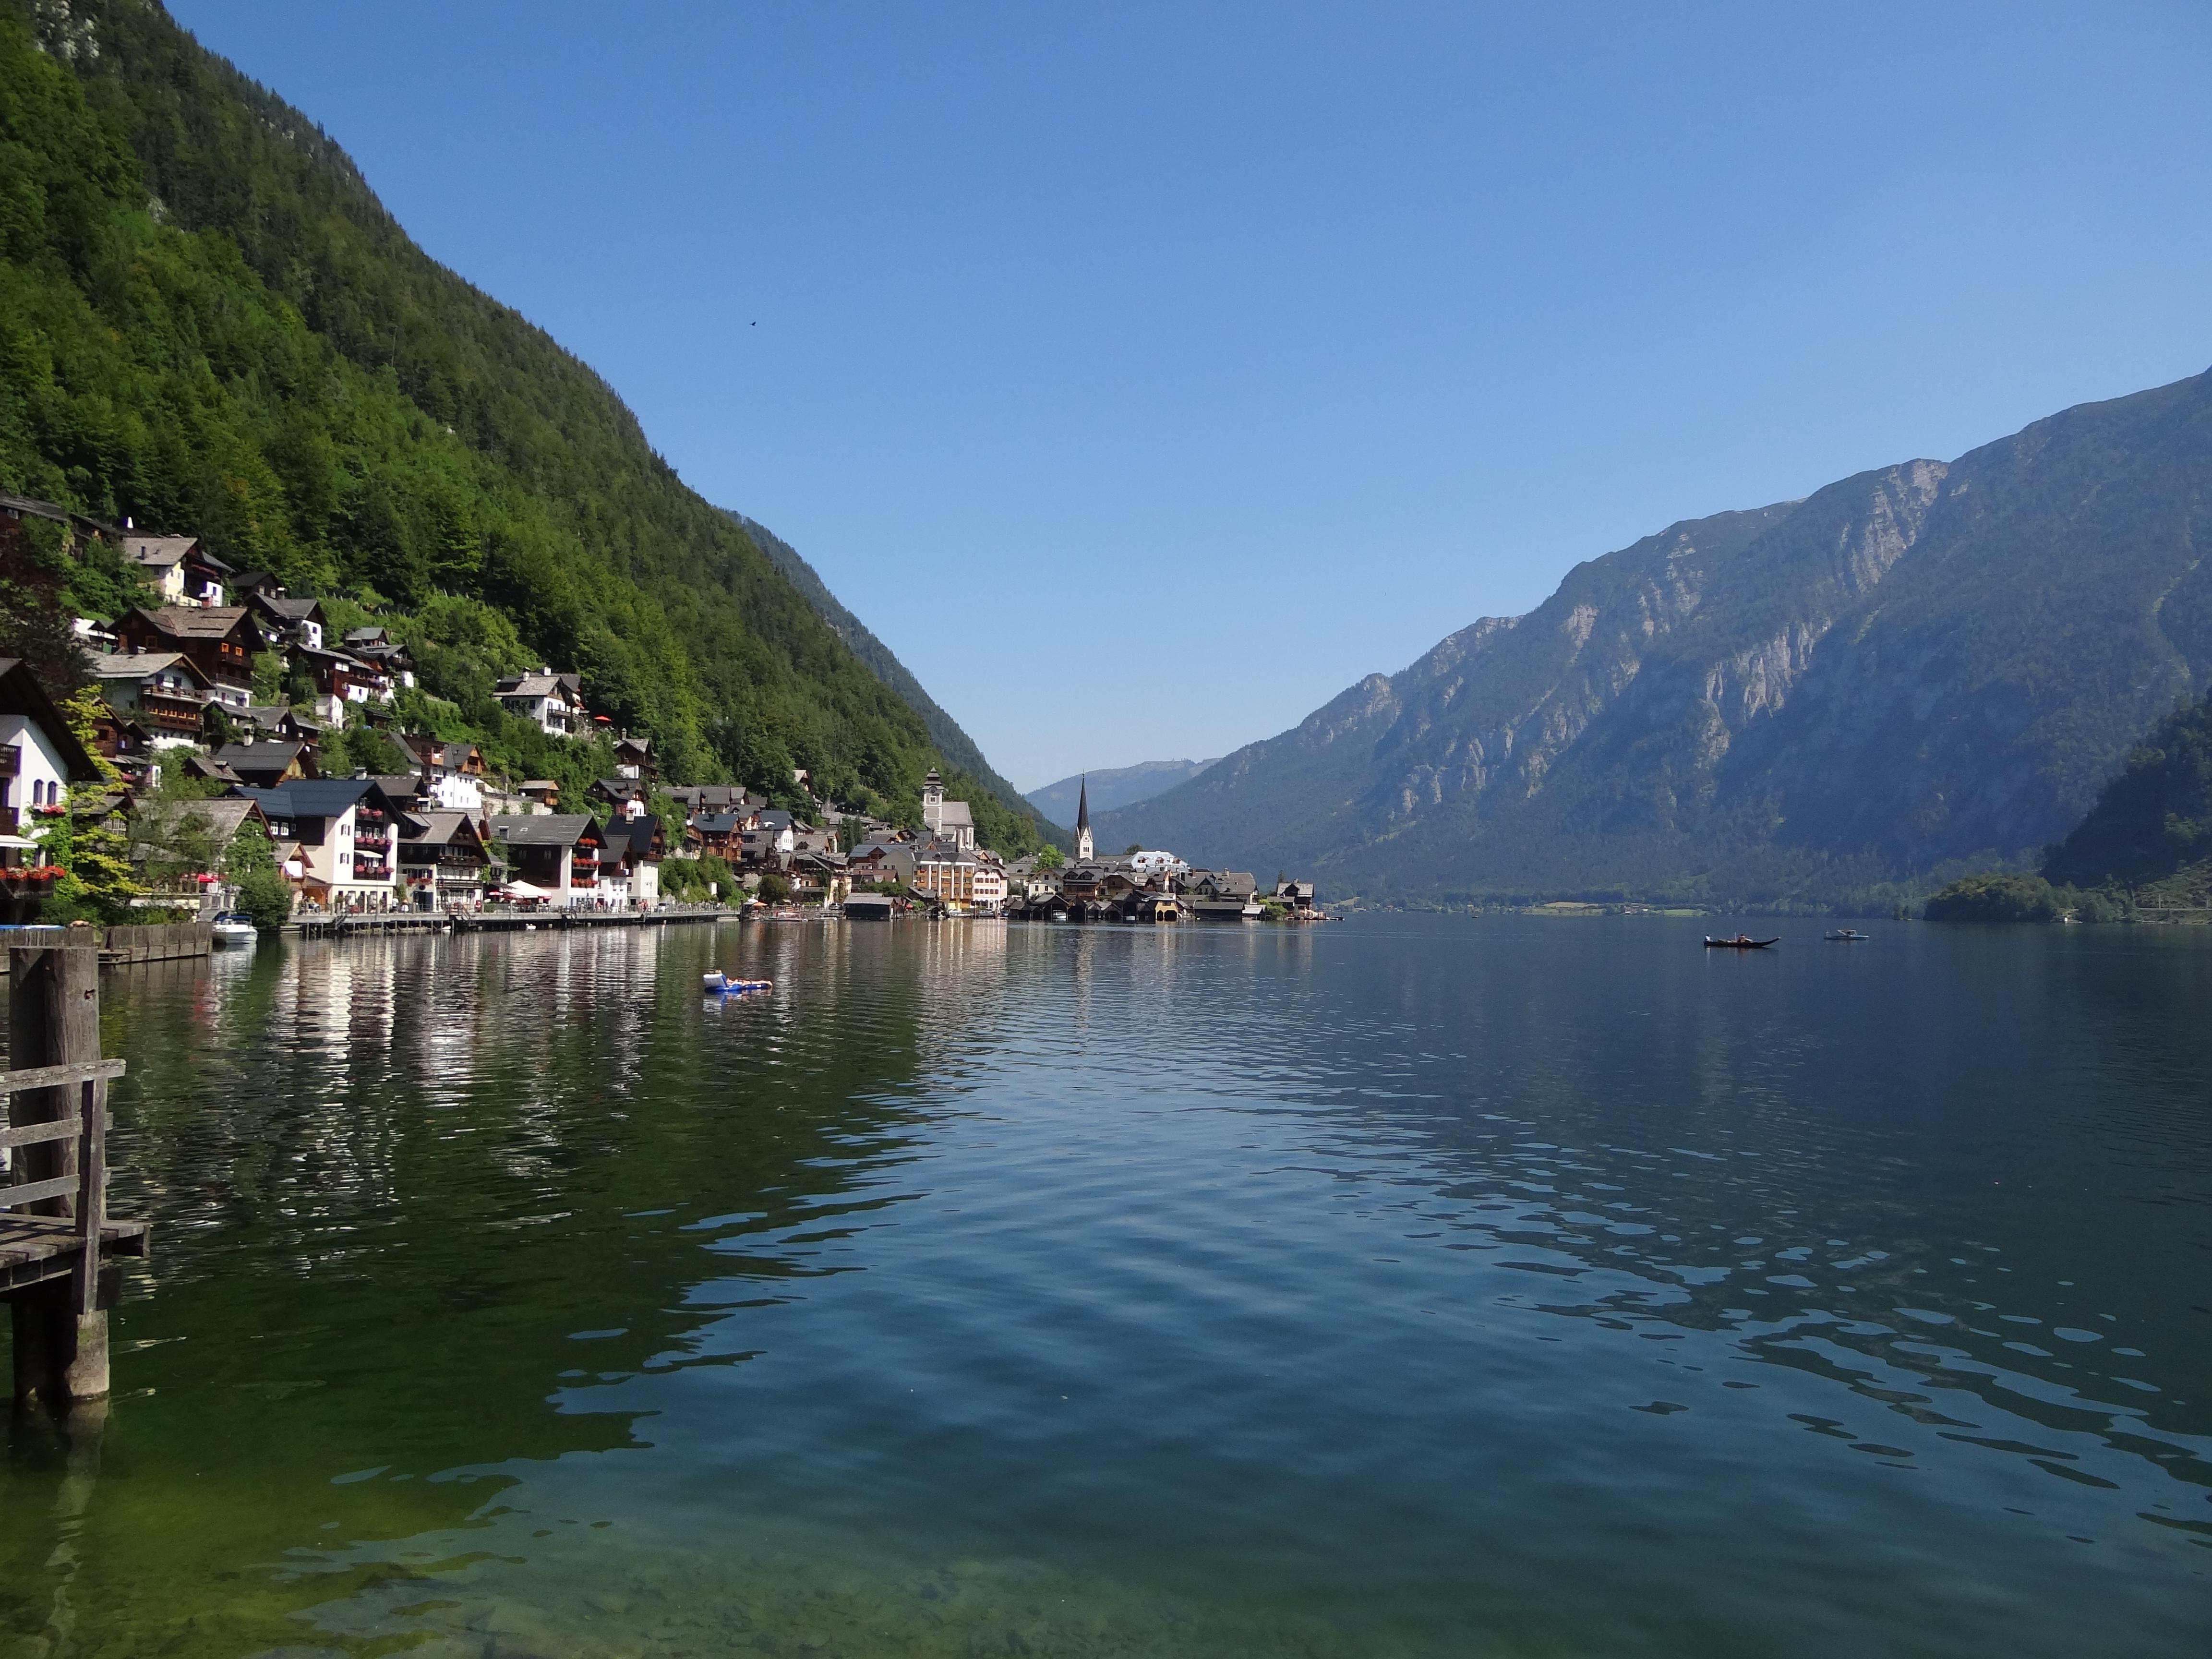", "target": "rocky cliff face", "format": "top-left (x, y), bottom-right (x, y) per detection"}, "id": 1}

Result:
top-left (1099, 370), bottom-right (2212, 905)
